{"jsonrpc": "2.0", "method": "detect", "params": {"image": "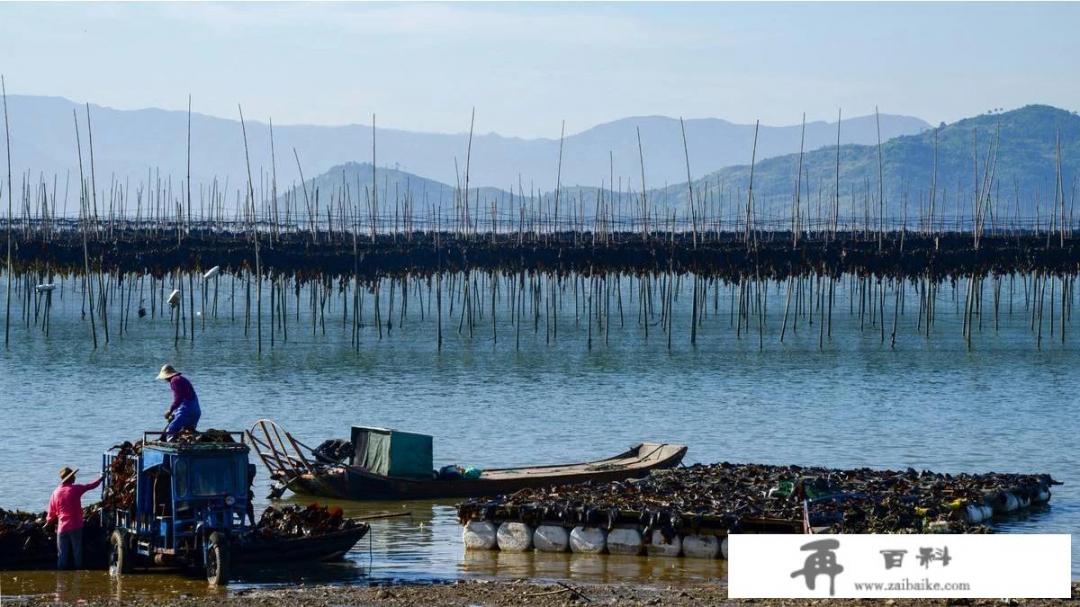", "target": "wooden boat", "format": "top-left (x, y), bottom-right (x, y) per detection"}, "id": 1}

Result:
top-left (238, 525), bottom-right (369, 563)
top-left (248, 420), bottom-right (687, 501)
